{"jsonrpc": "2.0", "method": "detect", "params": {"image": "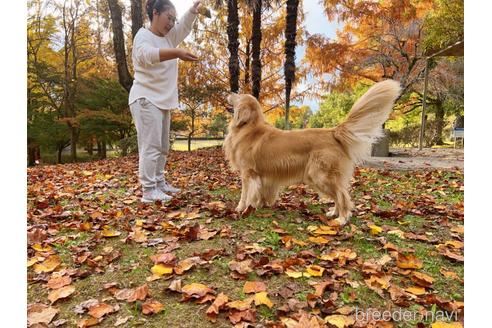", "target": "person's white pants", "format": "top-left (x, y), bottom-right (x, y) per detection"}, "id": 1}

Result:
top-left (130, 98), bottom-right (171, 191)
